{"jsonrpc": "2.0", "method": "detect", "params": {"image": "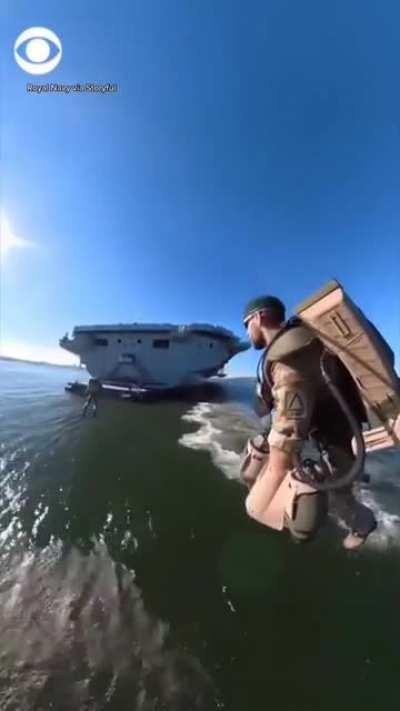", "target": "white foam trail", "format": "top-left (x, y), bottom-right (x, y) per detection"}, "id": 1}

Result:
top-left (31, 503), bottom-right (49, 539)
top-left (180, 402), bottom-right (400, 545)
top-left (355, 447), bottom-right (400, 549)
top-left (359, 488), bottom-right (400, 549)
top-left (180, 402), bottom-right (261, 480)
top-left (0, 539), bottom-right (218, 710)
